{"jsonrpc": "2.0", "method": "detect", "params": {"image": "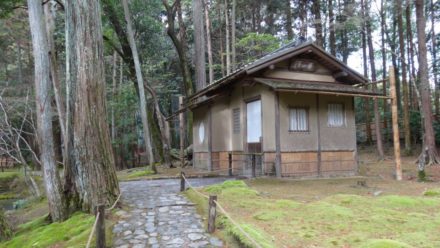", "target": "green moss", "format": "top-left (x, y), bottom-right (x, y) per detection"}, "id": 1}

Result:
top-left (376, 195), bottom-right (440, 208)
top-left (253, 211), bottom-right (285, 221)
top-left (126, 170), bottom-right (155, 179)
top-left (0, 193), bottom-right (17, 200)
top-left (274, 199), bottom-right (300, 208)
top-left (0, 212), bottom-right (104, 248)
top-left (360, 239), bottom-right (412, 248)
top-left (0, 171), bottom-right (19, 180)
top-left (205, 180), bottom-right (248, 194)
top-left (218, 216), bottom-right (275, 248)
top-left (423, 188), bottom-right (440, 197)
